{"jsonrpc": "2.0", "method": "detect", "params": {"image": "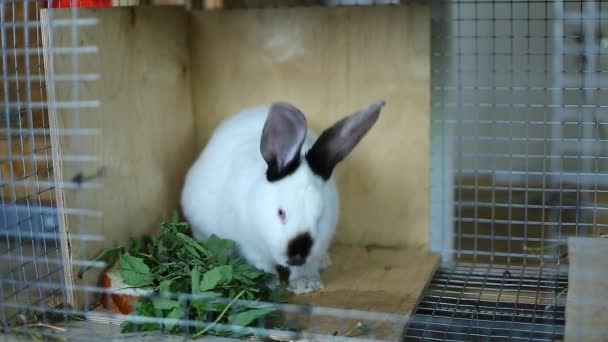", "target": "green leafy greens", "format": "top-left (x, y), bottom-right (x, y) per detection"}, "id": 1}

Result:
top-left (80, 214), bottom-right (288, 338)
